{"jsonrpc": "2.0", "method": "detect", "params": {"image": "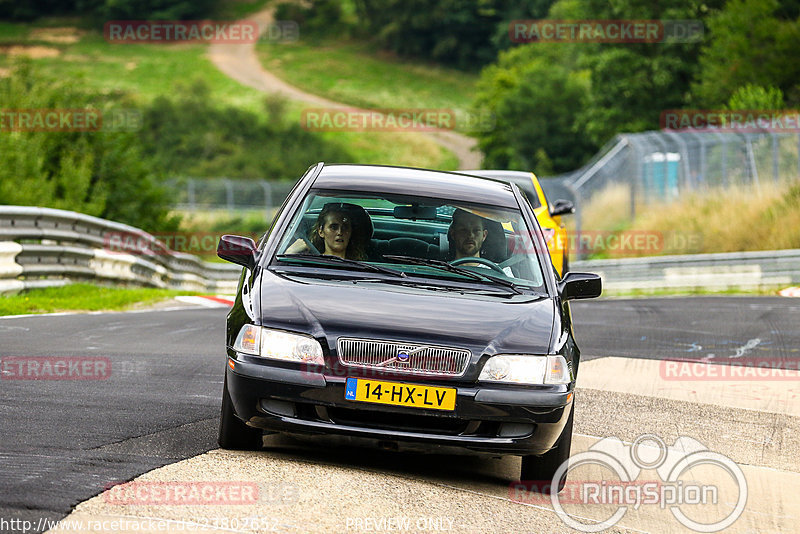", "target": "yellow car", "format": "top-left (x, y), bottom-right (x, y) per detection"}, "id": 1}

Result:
top-left (464, 170), bottom-right (574, 276)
